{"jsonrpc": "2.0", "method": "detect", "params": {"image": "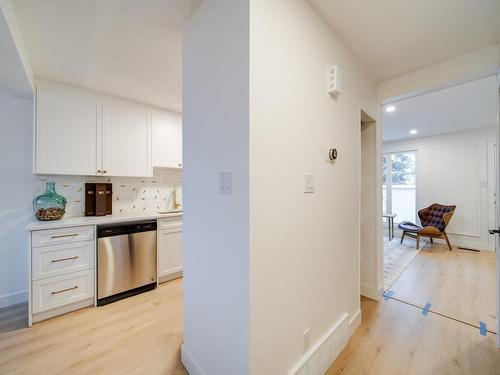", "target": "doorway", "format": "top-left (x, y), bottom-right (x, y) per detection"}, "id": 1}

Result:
top-left (381, 76), bottom-right (498, 340)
